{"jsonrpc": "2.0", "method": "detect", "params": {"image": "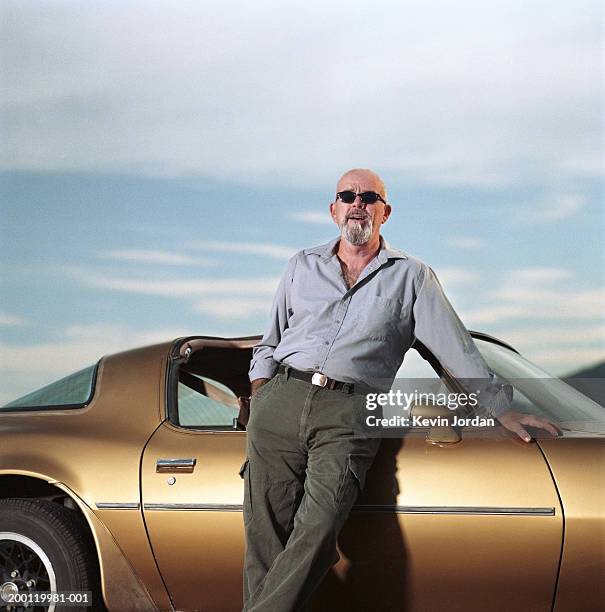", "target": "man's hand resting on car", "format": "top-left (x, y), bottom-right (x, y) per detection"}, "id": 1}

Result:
top-left (497, 410), bottom-right (562, 442)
